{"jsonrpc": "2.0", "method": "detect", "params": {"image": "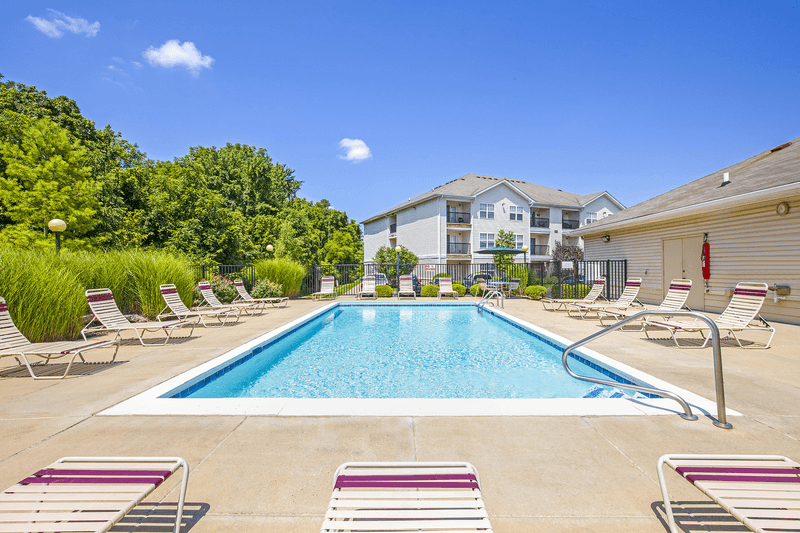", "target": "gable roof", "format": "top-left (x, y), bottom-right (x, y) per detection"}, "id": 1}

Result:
top-left (573, 137), bottom-right (800, 236)
top-left (361, 174), bottom-right (624, 224)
